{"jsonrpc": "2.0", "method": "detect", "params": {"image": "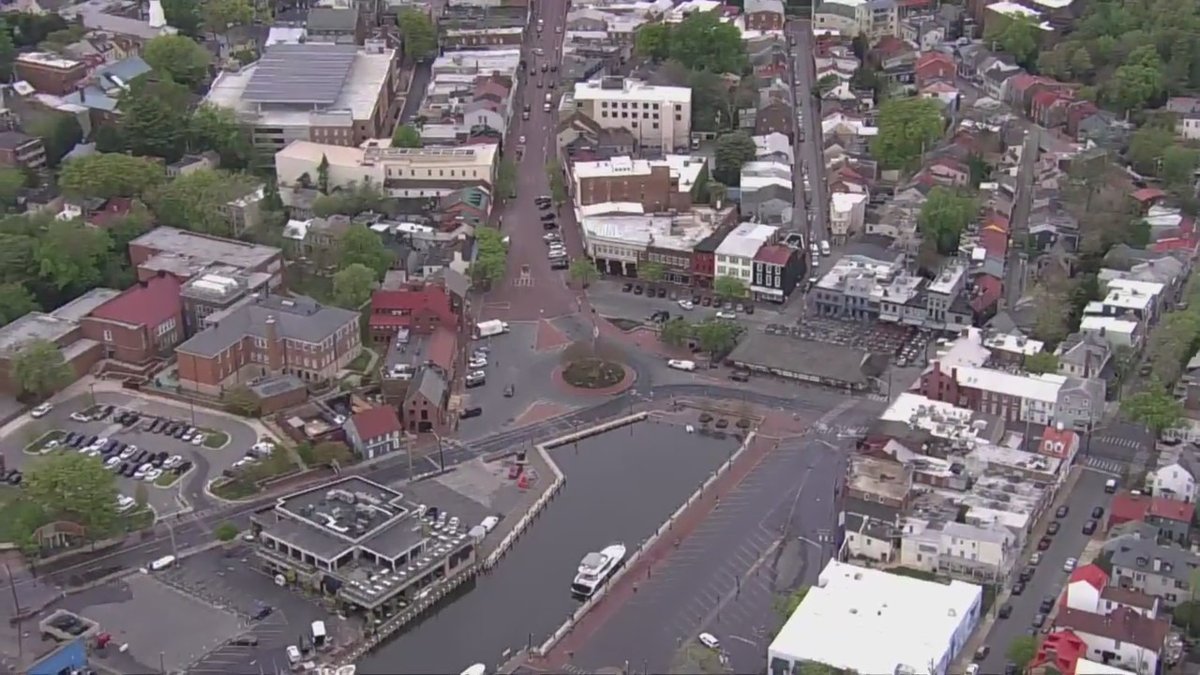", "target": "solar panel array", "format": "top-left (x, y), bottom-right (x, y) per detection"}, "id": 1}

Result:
top-left (243, 43), bottom-right (358, 105)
